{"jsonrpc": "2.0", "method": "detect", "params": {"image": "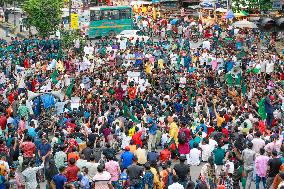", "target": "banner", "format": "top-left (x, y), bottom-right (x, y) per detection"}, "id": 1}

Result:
top-left (71, 13), bottom-right (79, 29)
